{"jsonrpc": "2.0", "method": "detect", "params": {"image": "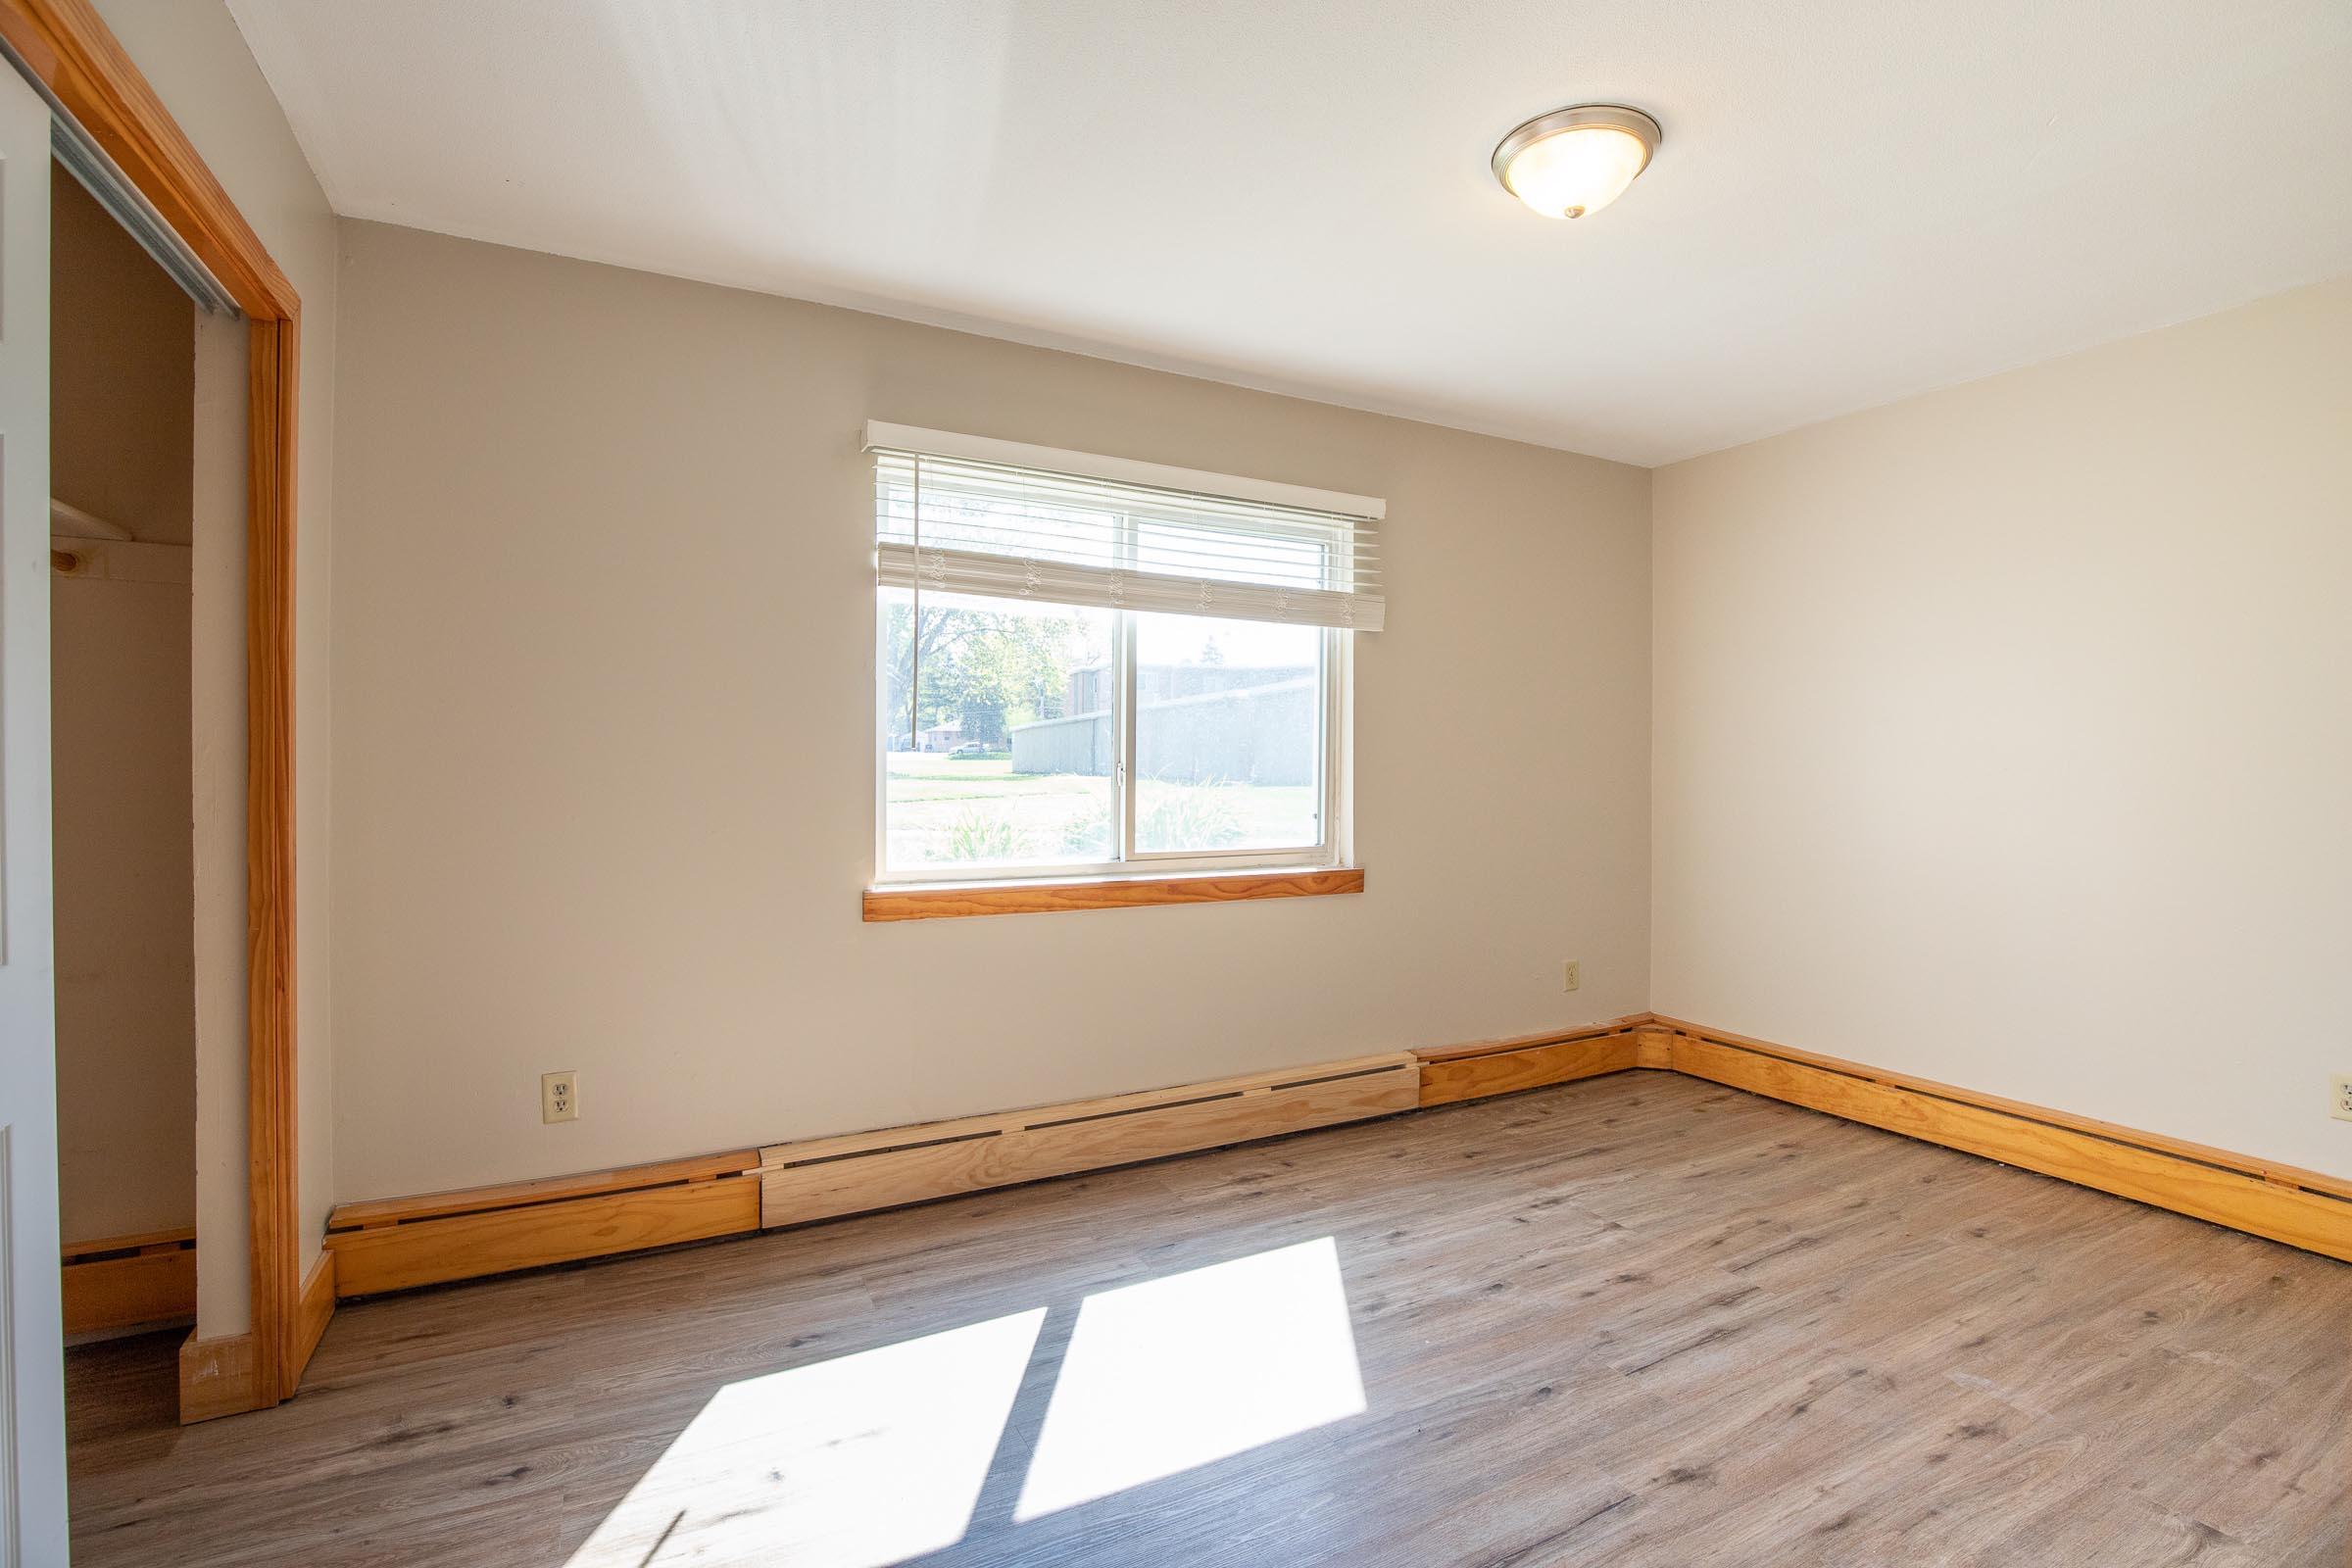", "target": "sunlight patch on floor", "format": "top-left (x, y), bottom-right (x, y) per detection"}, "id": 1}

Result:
top-left (564, 1308), bottom-right (1045, 1568)
top-left (562, 1238), bottom-right (1365, 1565)
top-left (1015, 1236), bottom-right (1366, 1520)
